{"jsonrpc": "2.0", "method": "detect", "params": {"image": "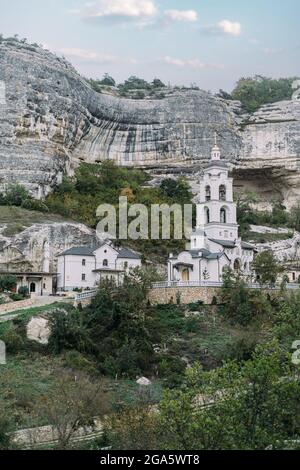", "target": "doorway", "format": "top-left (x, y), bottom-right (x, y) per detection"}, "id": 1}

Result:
top-left (182, 269), bottom-right (190, 282)
top-left (30, 282), bottom-right (36, 293)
